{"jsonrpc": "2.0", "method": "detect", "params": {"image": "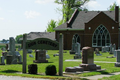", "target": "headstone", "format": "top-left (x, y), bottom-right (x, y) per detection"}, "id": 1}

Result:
top-left (69, 38), bottom-right (76, 54)
top-left (18, 46), bottom-right (21, 51)
top-left (46, 54), bottom-right (50, 59)
top-left (27, 49), bottom-right (33, 53)
top-left (15, 51), bottom-right (22, 63)
top-left (102, 47), bottom-right (106, 53)
top-left (109, 44), bottom-right (113, 54)
top-left (6, 37), bottom-right (21, 64)
top-left (1, 47), bottom-right (6, 51)
top-left (53, 53), bottom-right (59, 57)
top-left (114, 50), bottom-right (117, 57)
top-left (95, 48), bottom-right (102, 56)
top-left (105, 46), bottom-right (110, 52)
top-left (115, 50), bottom-right (120, 67)
top-left (0, 56), bottom-right (5, 65)
top-left (33, 50), bottom-right (48, 63)
top-left (2, 51), bottom-right (7, 59)
top-left (74, 42), bottom-right (81, 59)
top-left (29, 54), bottom-right (34, 57)
top-left (79, 47), bottom-right (99, 71)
